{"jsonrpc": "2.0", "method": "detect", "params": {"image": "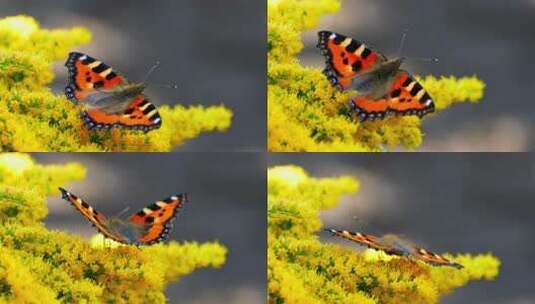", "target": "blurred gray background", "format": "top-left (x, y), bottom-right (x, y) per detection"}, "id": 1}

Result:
top-left (301, 0), bottom-right (535, 151)
top-left (269, 154), bottom-right (535, 304)
top-left (0, 0), bottom-right (266, 151)
top-left (35, 153), bottom-right (266, 304)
